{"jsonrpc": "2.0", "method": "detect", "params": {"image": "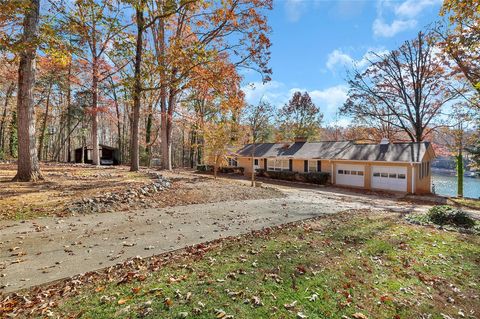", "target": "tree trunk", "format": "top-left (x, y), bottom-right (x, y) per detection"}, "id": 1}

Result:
top-left (91, 55), bottom-right (100, 165)
top-left (145, 103), bottom-right (153, 166)
top-left (0, 83), bottom-right (14, 153)
top-left (110, 78), bottom-right (122, 164)
top-left (9, 110), bottom-right (17, 157)
top-left (251, 143), bottom-right (256, 187)
top-left (457, 147), bottom-right (464, 198)
top-left (66, 61), bottom-right (72, 162)
top-left (130, 3), bottom-right (144, 172)
top-left (13, 0), bottom-right (43, 182)
top-left (37, 82), bottom-right (52, 161)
